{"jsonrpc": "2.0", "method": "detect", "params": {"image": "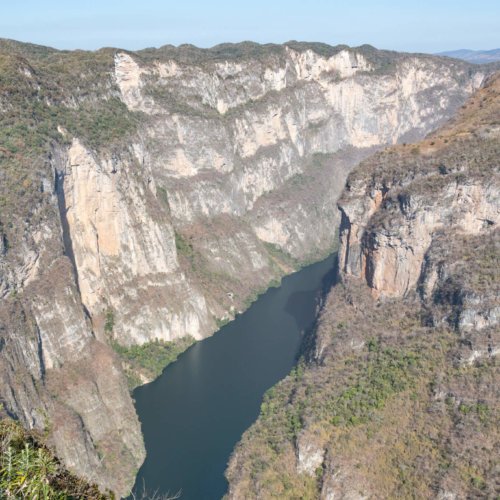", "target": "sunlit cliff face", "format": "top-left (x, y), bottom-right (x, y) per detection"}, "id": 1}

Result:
top-left (0, 40), bottom-right (487, 495)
